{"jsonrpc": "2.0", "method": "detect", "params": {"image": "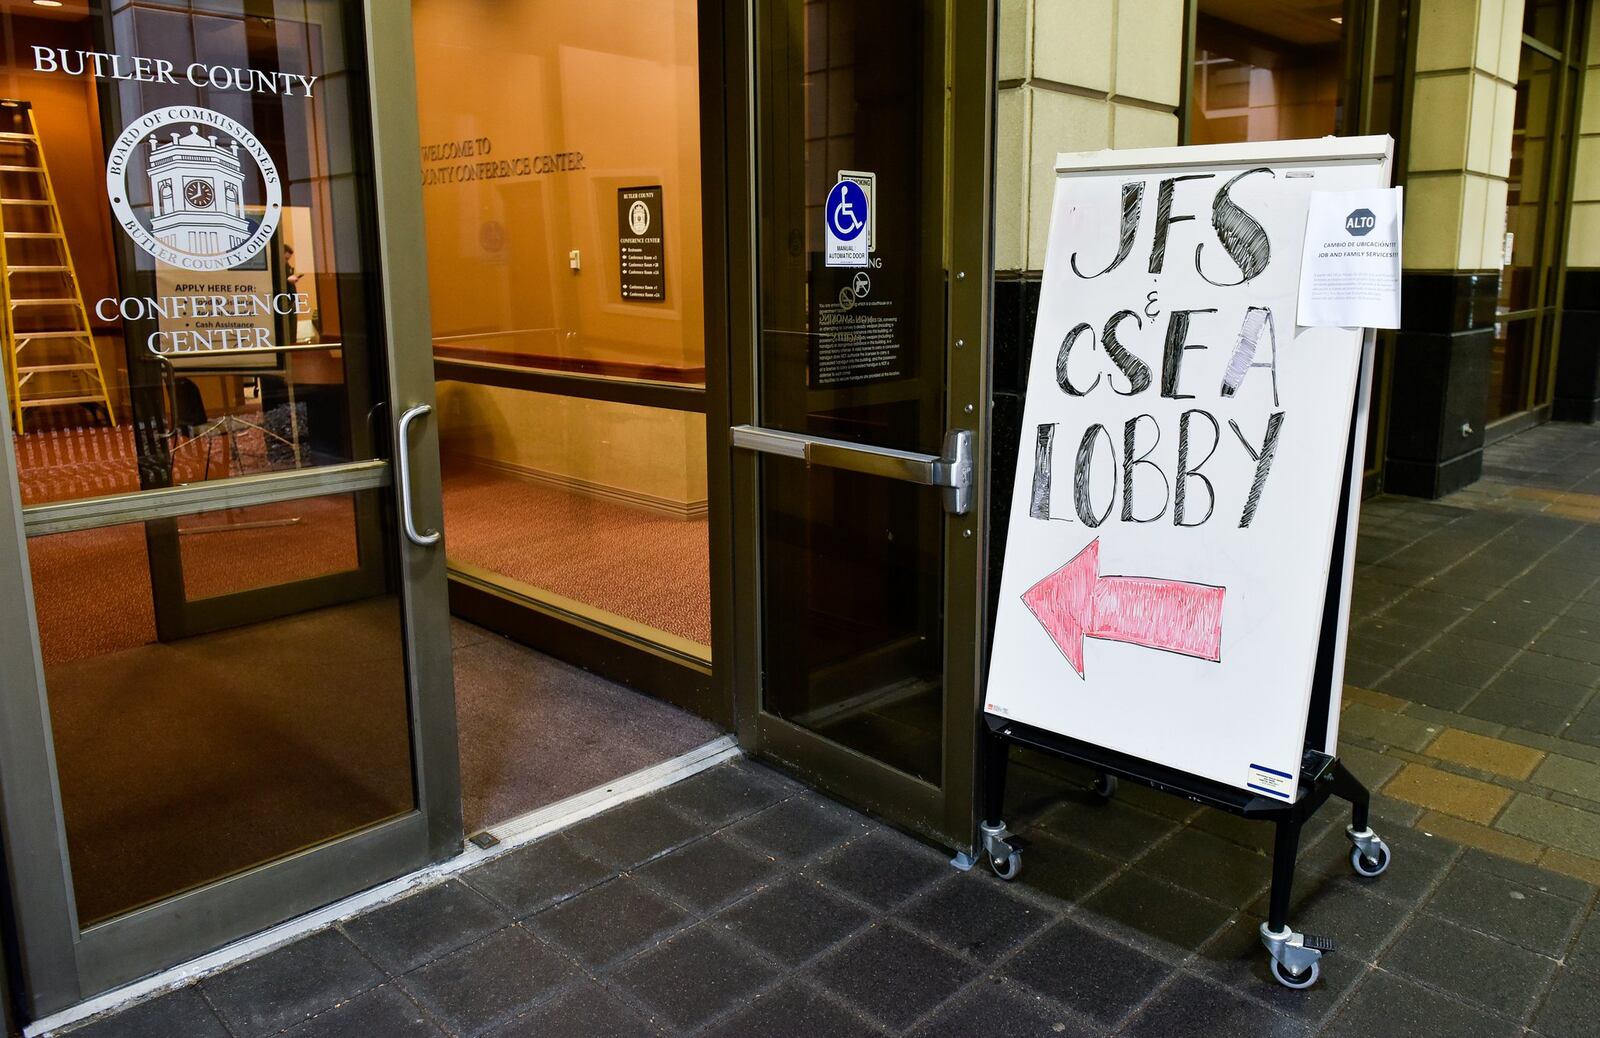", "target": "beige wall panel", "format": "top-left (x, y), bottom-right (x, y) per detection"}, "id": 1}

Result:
top-left (998, 0), bottom-right (1031, 81)
top-left (1475, 0), bottom-right (1506, 74)
top-left (1408, 74), bottom-right (1473, 171)
top-left (1582, 72), bottom-right (1600, 137)
top-left (1027, 89), bottom-right (1111, 269)
top-left (1467, 72), bottom-right (1500, 173)
top-left (435, 382), bottom-right (707, 504)
top-left (1405, 176), bottom-right (1466, 269)
top-left (1575, 137), bottom-right (1600, 203)
top-left (1456, 172), bottom-right (1491, 269)
top-left (1490, 78), bottom-right (1518, 179)
top-left (1035, 0), bottom-right (1113, 91)
top-left (1111, 103), bottom-right (1178, 149)
top-left (996, 87), bottom-right (1032, 271)
top-left (1478, 176), bottom-right (1509, 271)
top-left (1416, 0), bottom-right (1480, 72)
top-left (1114, 0), bottom-right (1183, 106)
top-left (1497, 0), bottom-right (1525, 79)
top-left (1570, 203), bottom-right (1600, 266)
